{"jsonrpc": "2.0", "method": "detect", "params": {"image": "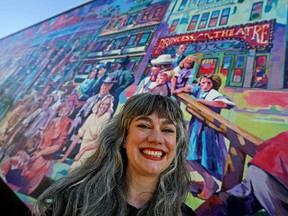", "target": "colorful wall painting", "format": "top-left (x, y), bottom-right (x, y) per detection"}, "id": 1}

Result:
top-left (0, 0), bottom-right (287, 214)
